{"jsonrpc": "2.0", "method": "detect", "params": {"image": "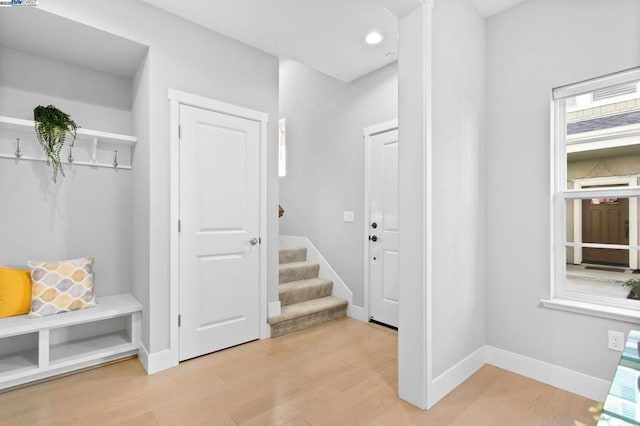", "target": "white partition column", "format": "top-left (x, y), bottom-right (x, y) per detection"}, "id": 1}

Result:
top-left (397, 0), bottom-right (432, 409)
